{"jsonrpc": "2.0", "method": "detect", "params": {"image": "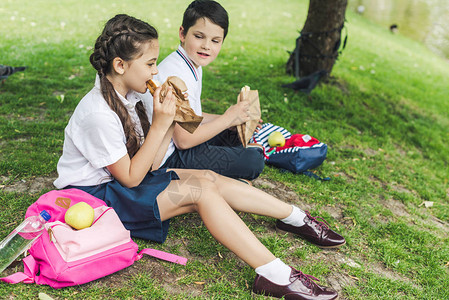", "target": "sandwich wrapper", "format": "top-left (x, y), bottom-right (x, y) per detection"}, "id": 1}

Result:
top-left (158, 76), bottom-right (203, 134)
top-left (236, 86), bottom-right (261, 147)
